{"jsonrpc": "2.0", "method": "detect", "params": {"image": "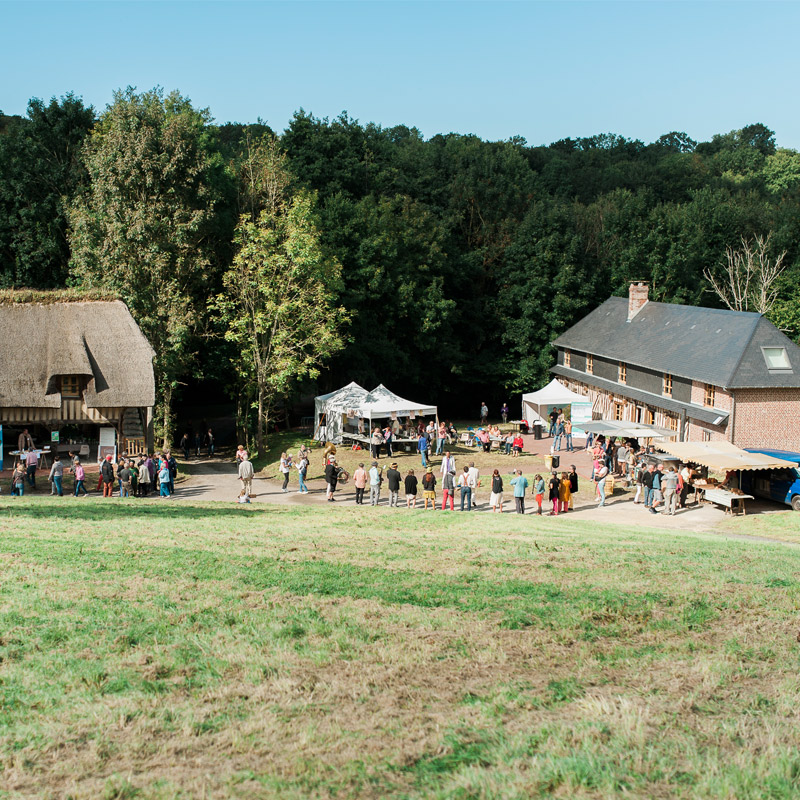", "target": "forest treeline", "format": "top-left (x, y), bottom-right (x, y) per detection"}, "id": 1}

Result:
top-left (1, 89), bottom-right (799, 438)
